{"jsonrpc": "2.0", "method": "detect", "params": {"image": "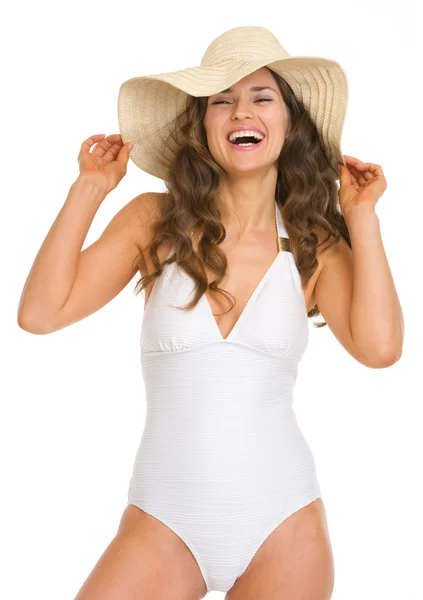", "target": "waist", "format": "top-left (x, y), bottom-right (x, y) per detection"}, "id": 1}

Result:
top-left (132, 387), bottom-right (314, 488)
